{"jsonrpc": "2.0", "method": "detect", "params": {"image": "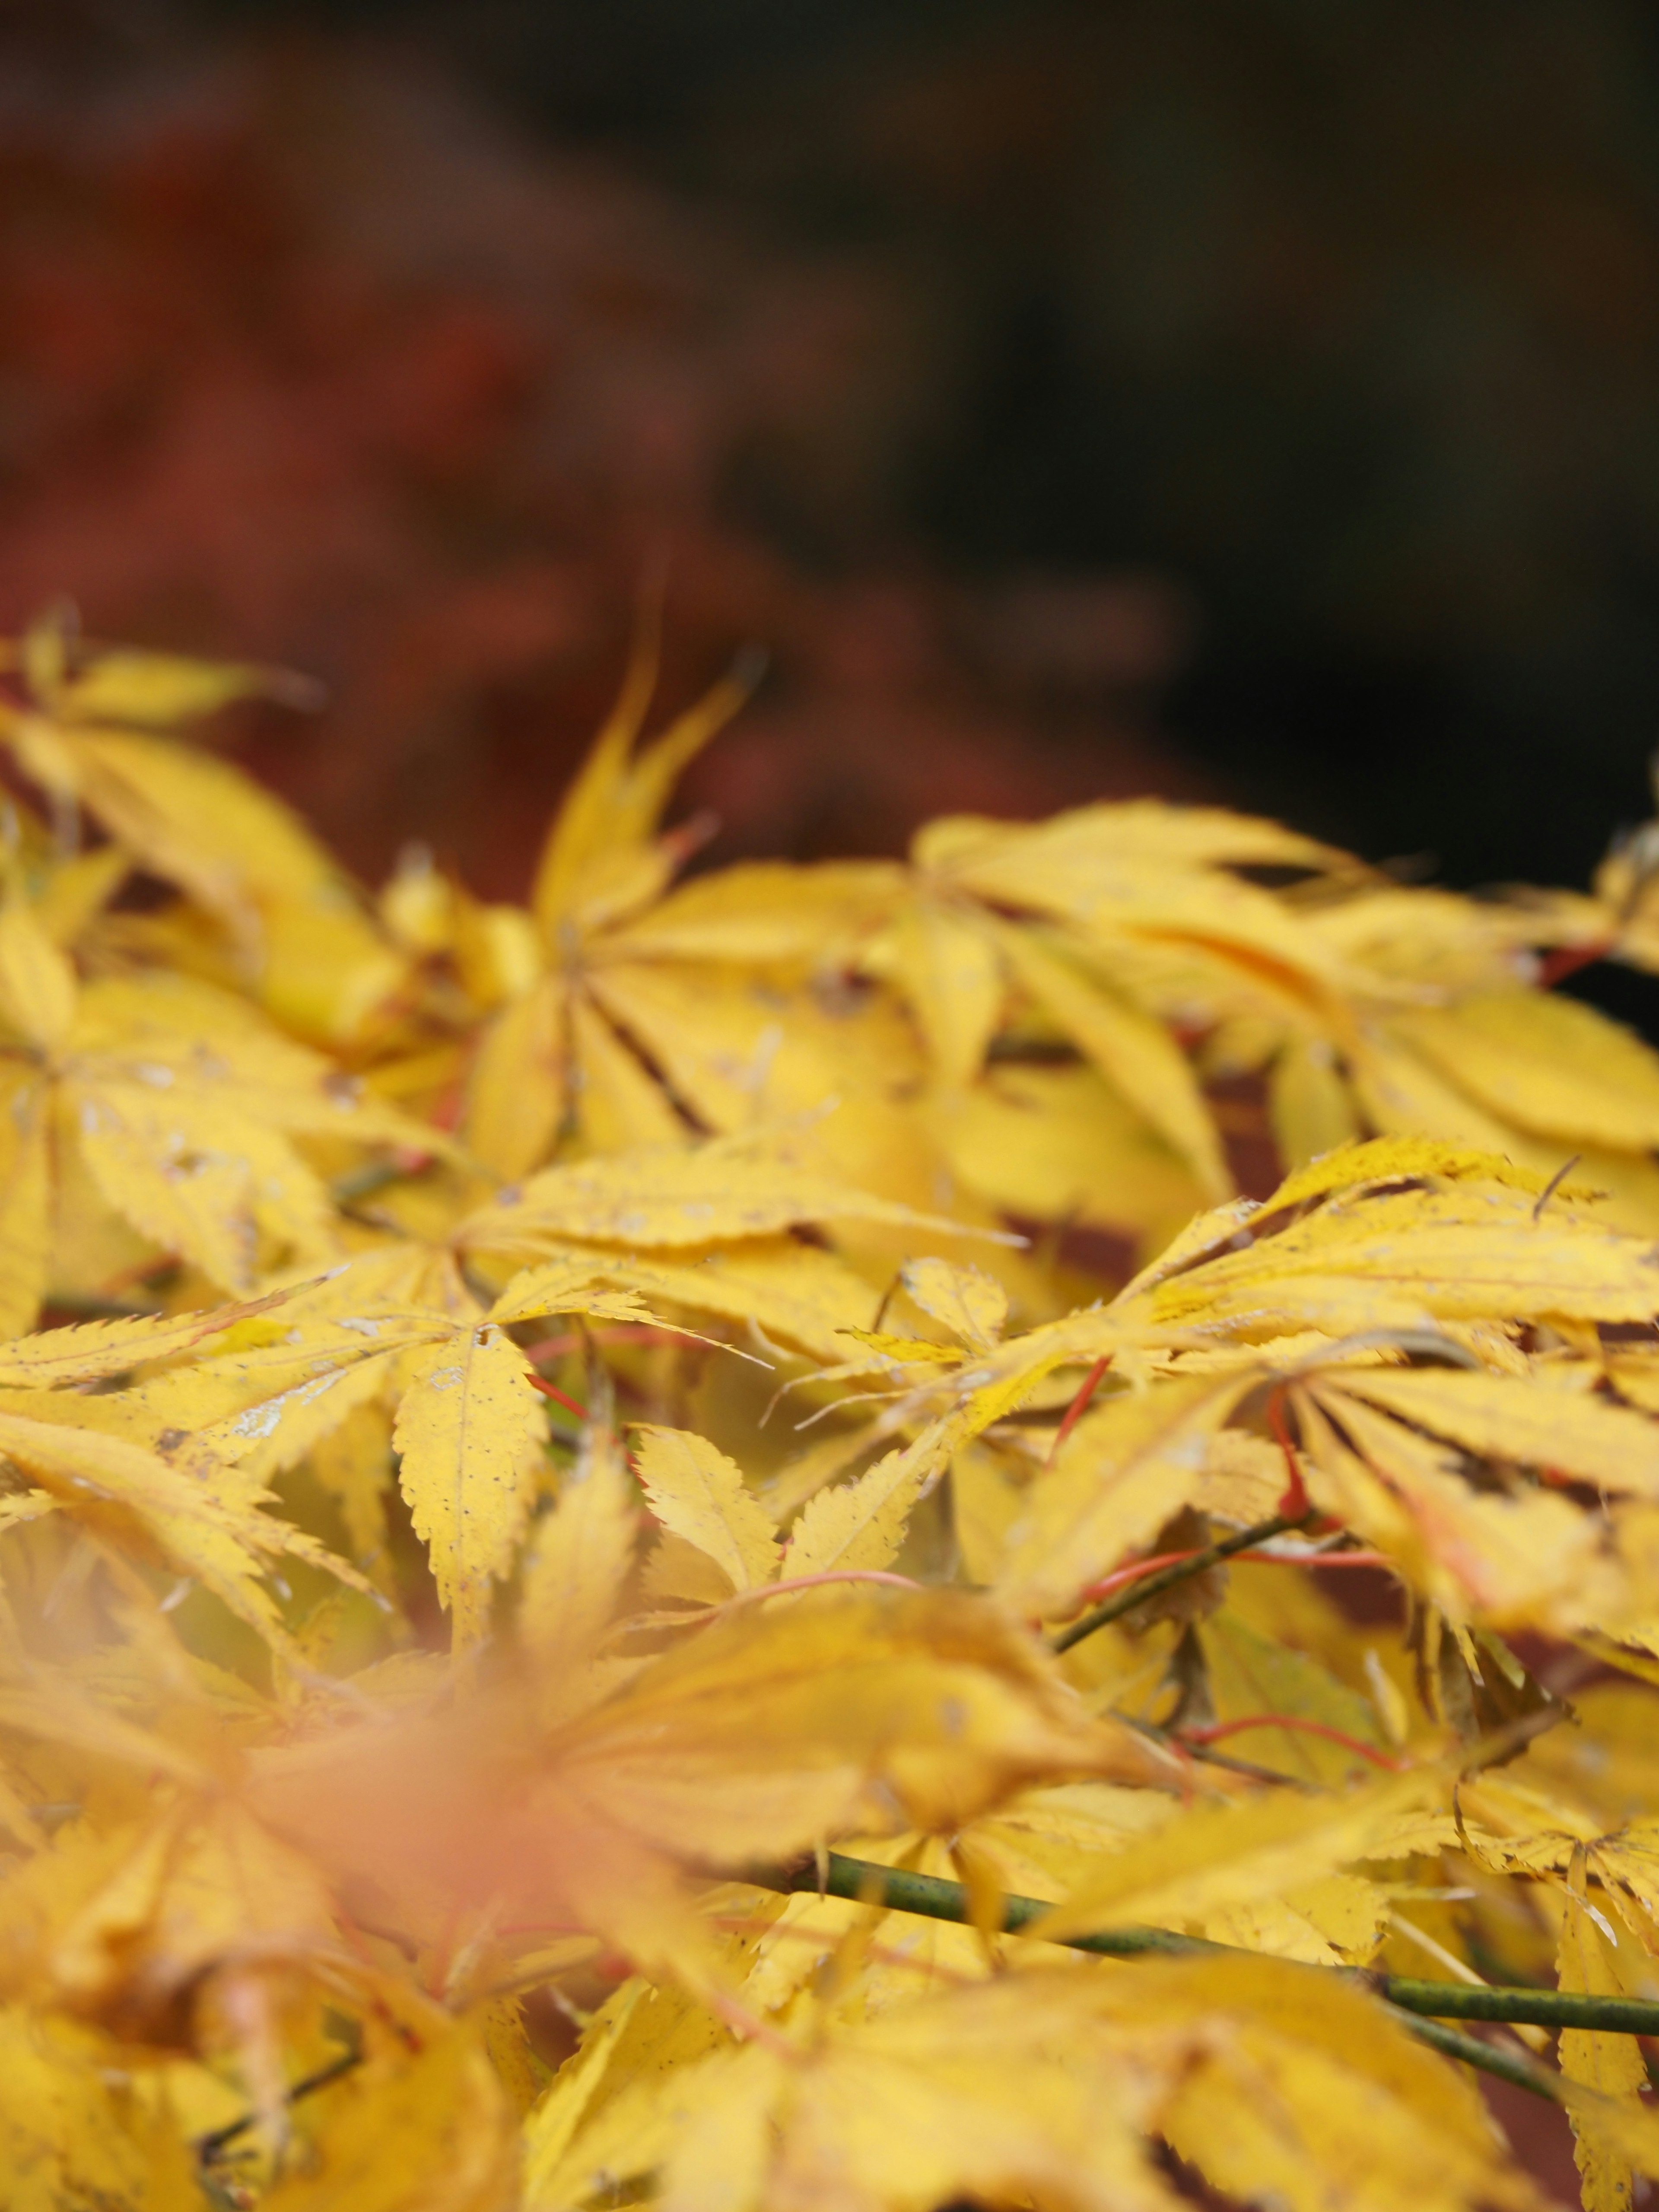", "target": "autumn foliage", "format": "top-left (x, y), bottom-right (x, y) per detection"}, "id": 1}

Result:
top-left (10, 609), bottom-right (1659, 2206)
